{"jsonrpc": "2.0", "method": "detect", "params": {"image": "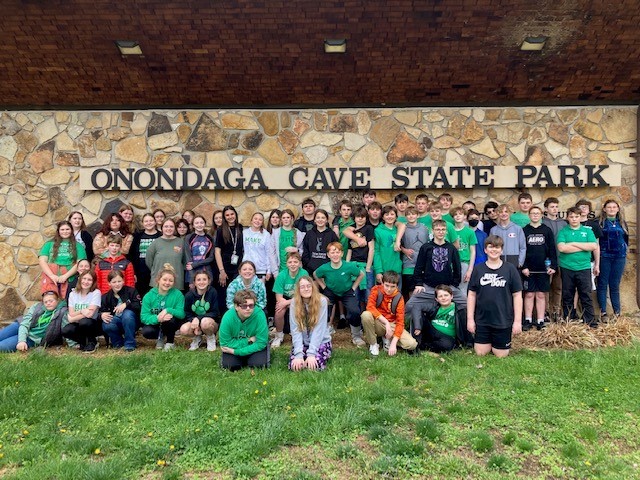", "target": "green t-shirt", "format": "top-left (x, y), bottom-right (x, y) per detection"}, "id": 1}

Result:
top-left (557, 225), bottom-right (596, 271)
top-left (278, 228), bottom-right (296, 270)
top-left (315, 261), bottom-right (361, 296)
top-left (432, 303), bottom-right (456, 338)
top-left (338, 217), bottom-right (355, 258)
top-left (273, 268), bottom-right (309, 298)
top-left (424, 217), bottom-right (459, 244)
top-left (442, 213), bottom-right (454, 225)
top-left (455, 225), bottom-right (477, 263)
top-left (39, 240), bottom-right (87, 268)
top-left (397, 216), bottom-right (407, 224)
top-left (510, 212), bottom-right (530, 228)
